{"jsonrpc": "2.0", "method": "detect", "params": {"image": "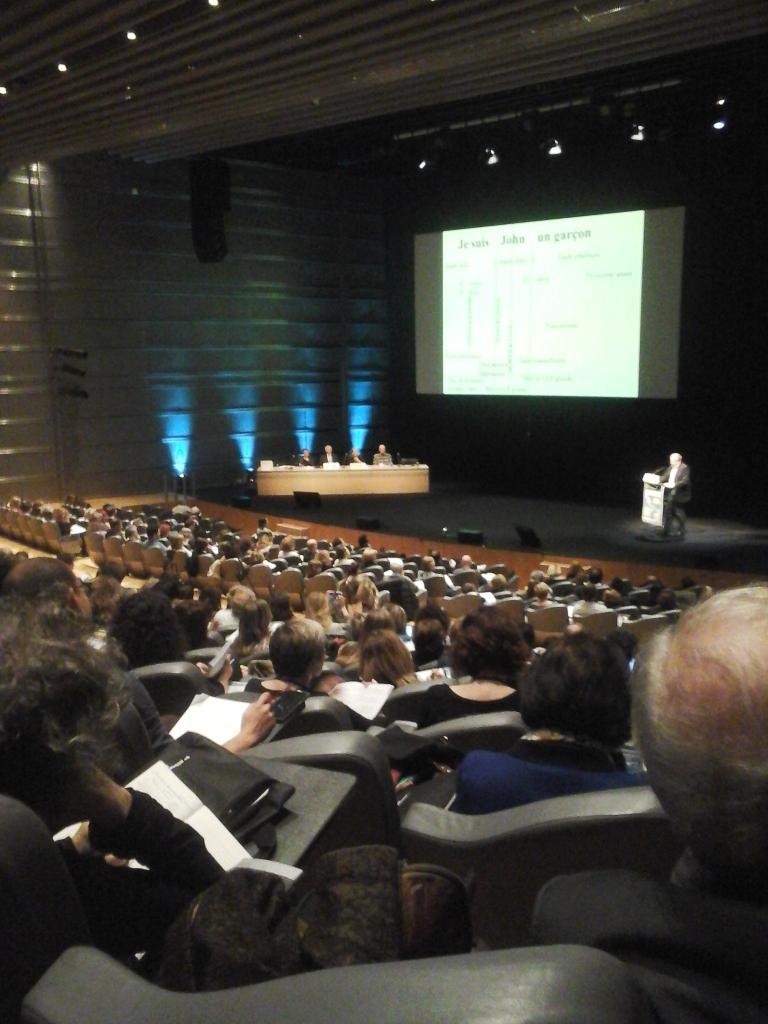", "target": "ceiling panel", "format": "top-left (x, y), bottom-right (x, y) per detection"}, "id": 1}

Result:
top-left (0, 0), bottom-right (765, 164)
